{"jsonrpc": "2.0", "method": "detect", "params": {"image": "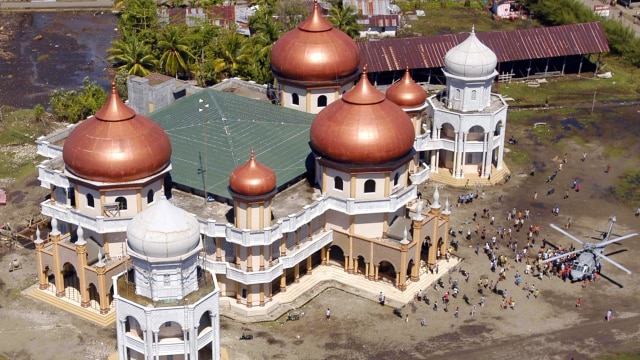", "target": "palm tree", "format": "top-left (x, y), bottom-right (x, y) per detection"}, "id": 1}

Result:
top-left (329, 4), bottom-right (361, 39)
top-left (158, 25), bottom-right (195, 77)
top-left (108, 35), bottom-right (159, 77)
top-left (214, 24), bottom-right (248, 78)
top-left (240, 16), bottom-right (282, 83)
